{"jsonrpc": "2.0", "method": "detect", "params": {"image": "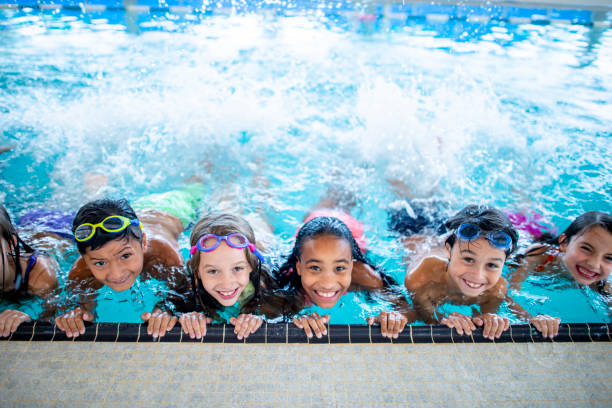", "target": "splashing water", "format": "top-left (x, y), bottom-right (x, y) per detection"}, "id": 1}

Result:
top-left (1, 8), bottom-right (611, 322)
